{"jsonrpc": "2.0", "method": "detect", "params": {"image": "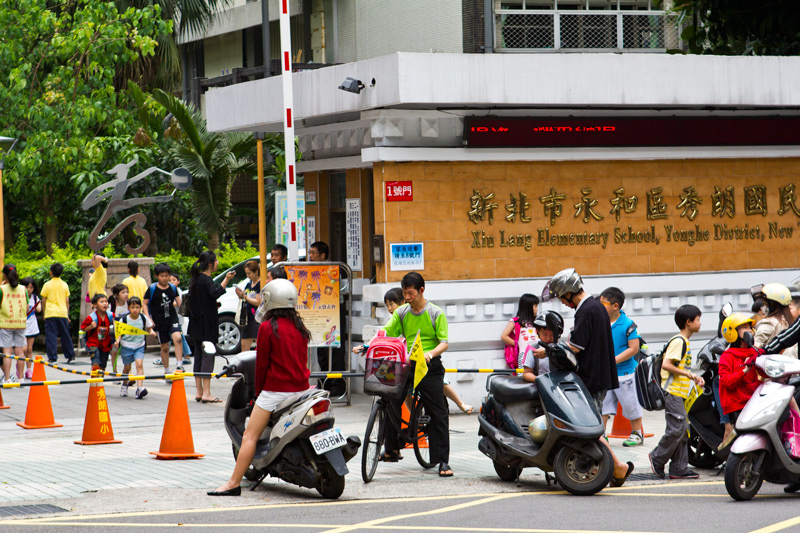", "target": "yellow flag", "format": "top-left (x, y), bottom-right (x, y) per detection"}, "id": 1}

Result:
top-left (114, 320), bottom-right (148, 336)
top-left (409, 331), bottom-right (428, 389)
